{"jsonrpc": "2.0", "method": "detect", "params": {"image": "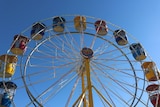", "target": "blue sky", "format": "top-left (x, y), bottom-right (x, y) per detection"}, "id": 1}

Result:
top-left (1, 0), bottom-right (160, 65)
top-left (0, 0), bottom-right (160, 107)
